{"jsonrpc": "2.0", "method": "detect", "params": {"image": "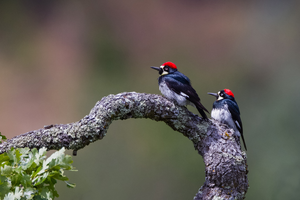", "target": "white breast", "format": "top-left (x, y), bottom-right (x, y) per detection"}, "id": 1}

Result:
top-left (211, 106), bottom-right (240, 136)
top-left (159, 81), bottom-right (189, 106)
